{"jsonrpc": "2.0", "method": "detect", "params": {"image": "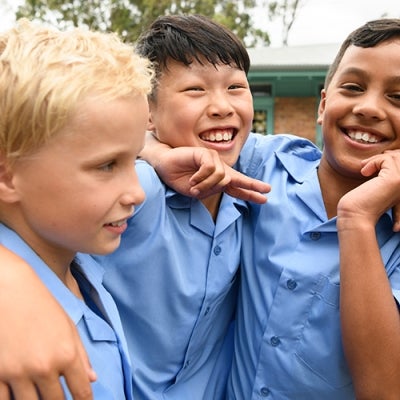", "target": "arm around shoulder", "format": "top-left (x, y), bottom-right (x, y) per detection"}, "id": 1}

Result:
top-left (0, 245), bottom-right (95, 400)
